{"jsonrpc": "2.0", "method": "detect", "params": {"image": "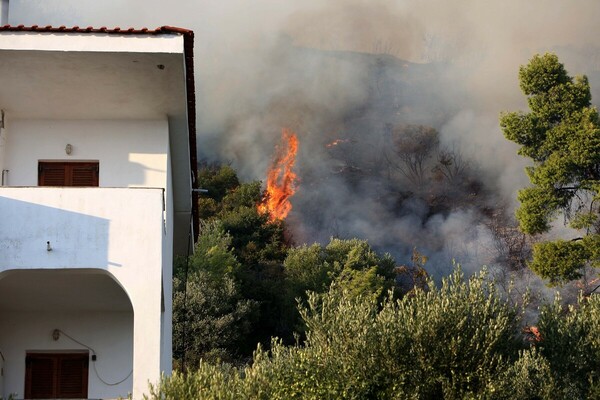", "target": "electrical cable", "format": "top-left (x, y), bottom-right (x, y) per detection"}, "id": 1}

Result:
top-left (92, 362), bottom-right (133, 386)
top-left (57, 329), bottom-right (132, 386)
